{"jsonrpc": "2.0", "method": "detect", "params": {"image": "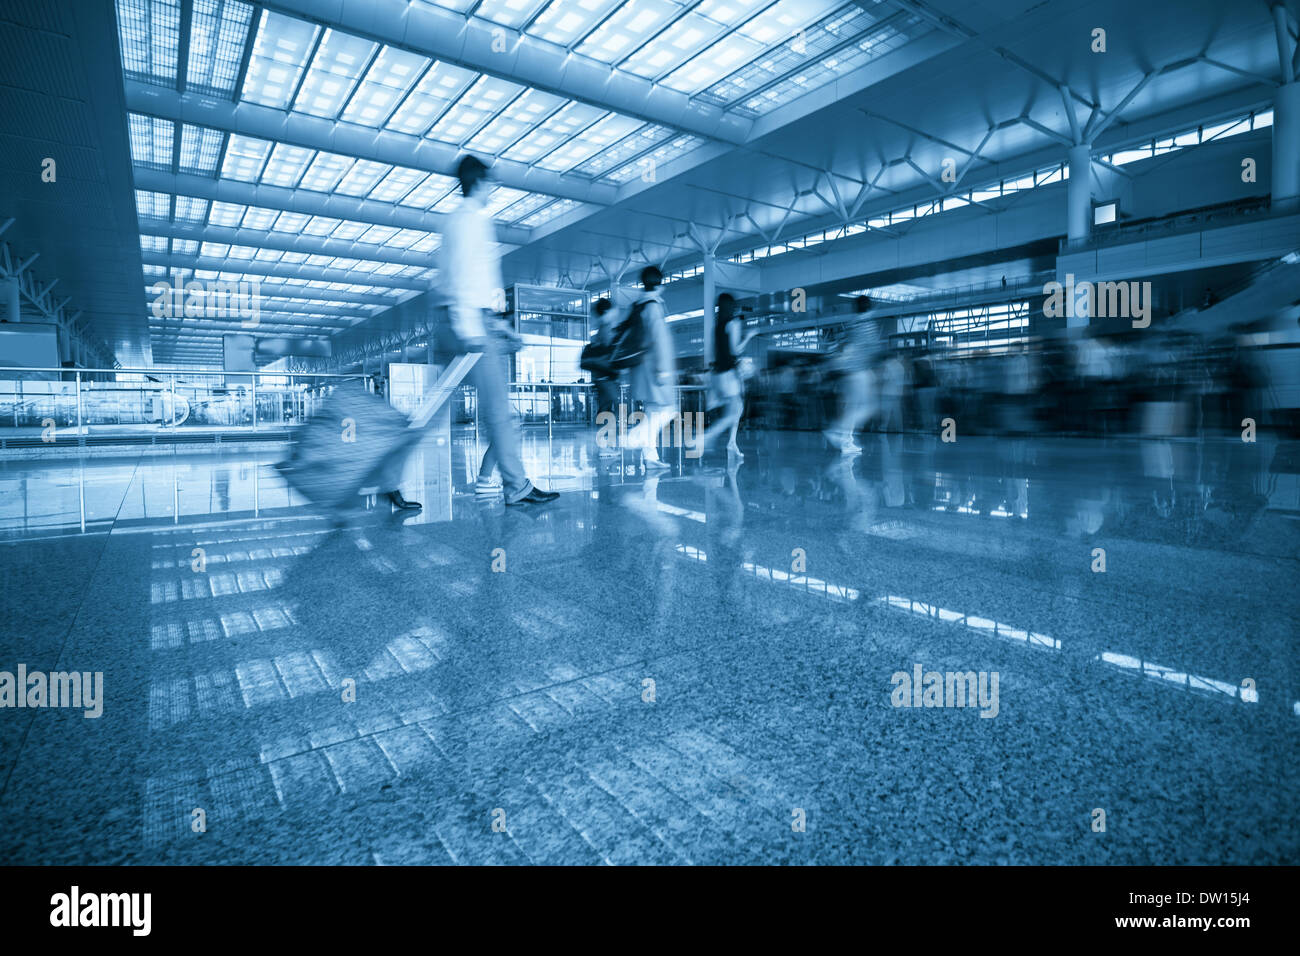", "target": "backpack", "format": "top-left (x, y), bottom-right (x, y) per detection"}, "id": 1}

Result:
top-left (580, 337), bottom-right (616, 380)
top-left (609, 299), bottom-right (651, 370)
